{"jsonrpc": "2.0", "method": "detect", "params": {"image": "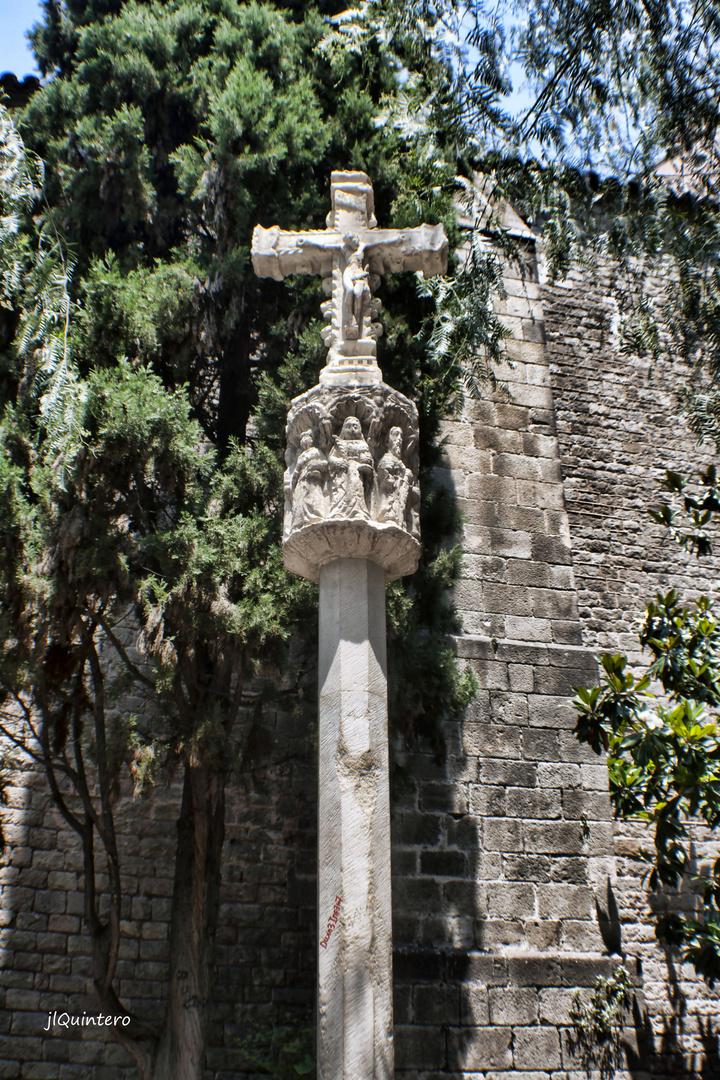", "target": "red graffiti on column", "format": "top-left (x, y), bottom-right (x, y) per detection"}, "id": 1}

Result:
top-left (320, 895), bottom-right (342, 949)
